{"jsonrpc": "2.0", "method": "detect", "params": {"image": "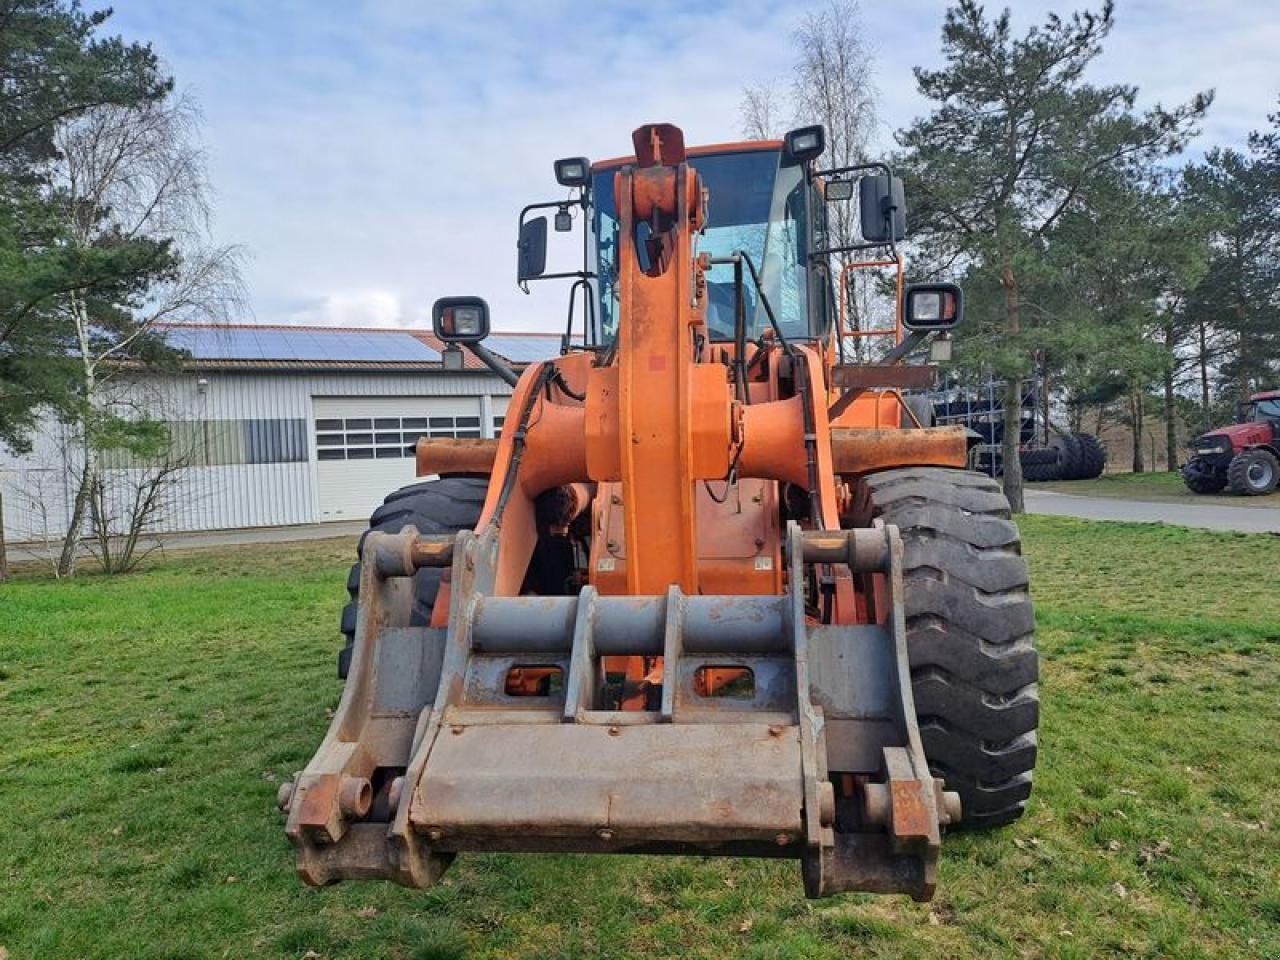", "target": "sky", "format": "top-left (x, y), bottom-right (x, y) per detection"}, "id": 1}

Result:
top-left (99, 0), bottom-right (1279, 334)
